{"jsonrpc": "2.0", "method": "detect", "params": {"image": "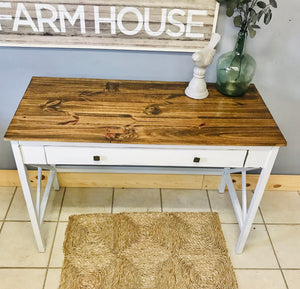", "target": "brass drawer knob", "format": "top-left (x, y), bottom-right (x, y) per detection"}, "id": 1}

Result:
top-left (93, 155), bottom-right (100, 161)
top-left (193, 157), bottom-right (200, 163)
